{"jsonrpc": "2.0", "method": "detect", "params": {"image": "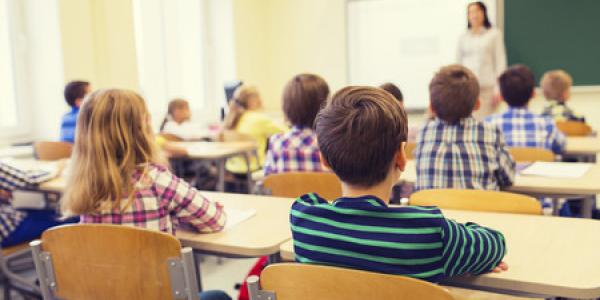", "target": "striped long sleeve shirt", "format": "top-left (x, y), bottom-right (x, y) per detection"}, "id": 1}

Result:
top-left (290, 193), bottom-right (506, 282)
